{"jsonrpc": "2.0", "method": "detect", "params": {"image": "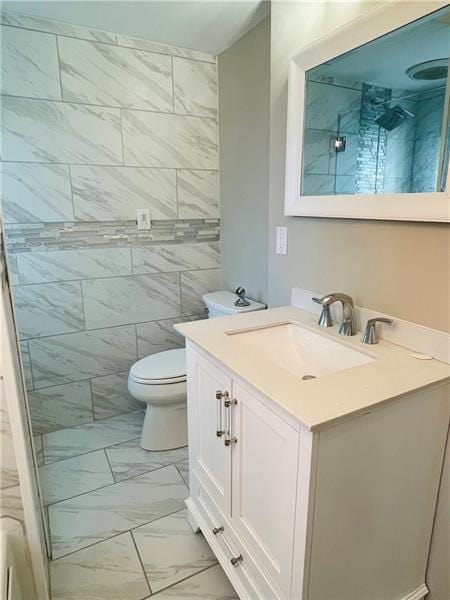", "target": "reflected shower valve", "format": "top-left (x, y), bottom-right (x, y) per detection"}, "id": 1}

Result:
top-left (333, 136), bottom-right (346, 152)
